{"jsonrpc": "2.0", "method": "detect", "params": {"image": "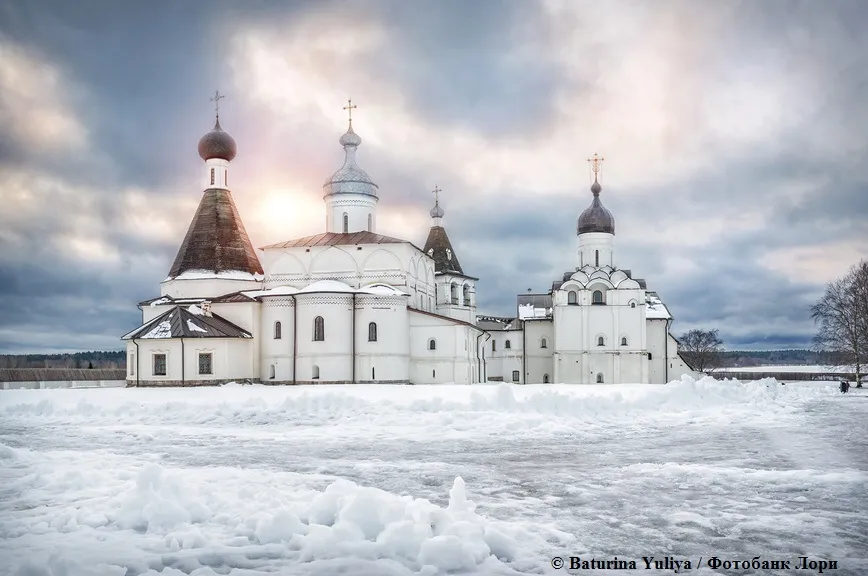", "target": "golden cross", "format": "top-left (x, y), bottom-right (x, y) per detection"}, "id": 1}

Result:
top-left (432, 185), bottom-right (441, 205)
top-left (587, 153), bottom-right (604, 179)
top-left (210, 90), bottom-right (225, 118)
top-left (343, 98), bottom-right (357, 125)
